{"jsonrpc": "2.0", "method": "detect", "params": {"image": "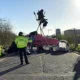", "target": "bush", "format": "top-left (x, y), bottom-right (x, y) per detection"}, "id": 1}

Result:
top-left (75, 44), bottom-right (80, 51)
top-left (70, 44), bottom-right (75, 51)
